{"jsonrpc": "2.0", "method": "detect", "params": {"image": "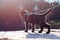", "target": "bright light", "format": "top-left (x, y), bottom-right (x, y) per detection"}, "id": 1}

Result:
top-left (44, 0), bottom-right (60, 3)
top-left (33, 5), bottom-right (38, 11)
top-left (18, 3), bottom-right (24, 10)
